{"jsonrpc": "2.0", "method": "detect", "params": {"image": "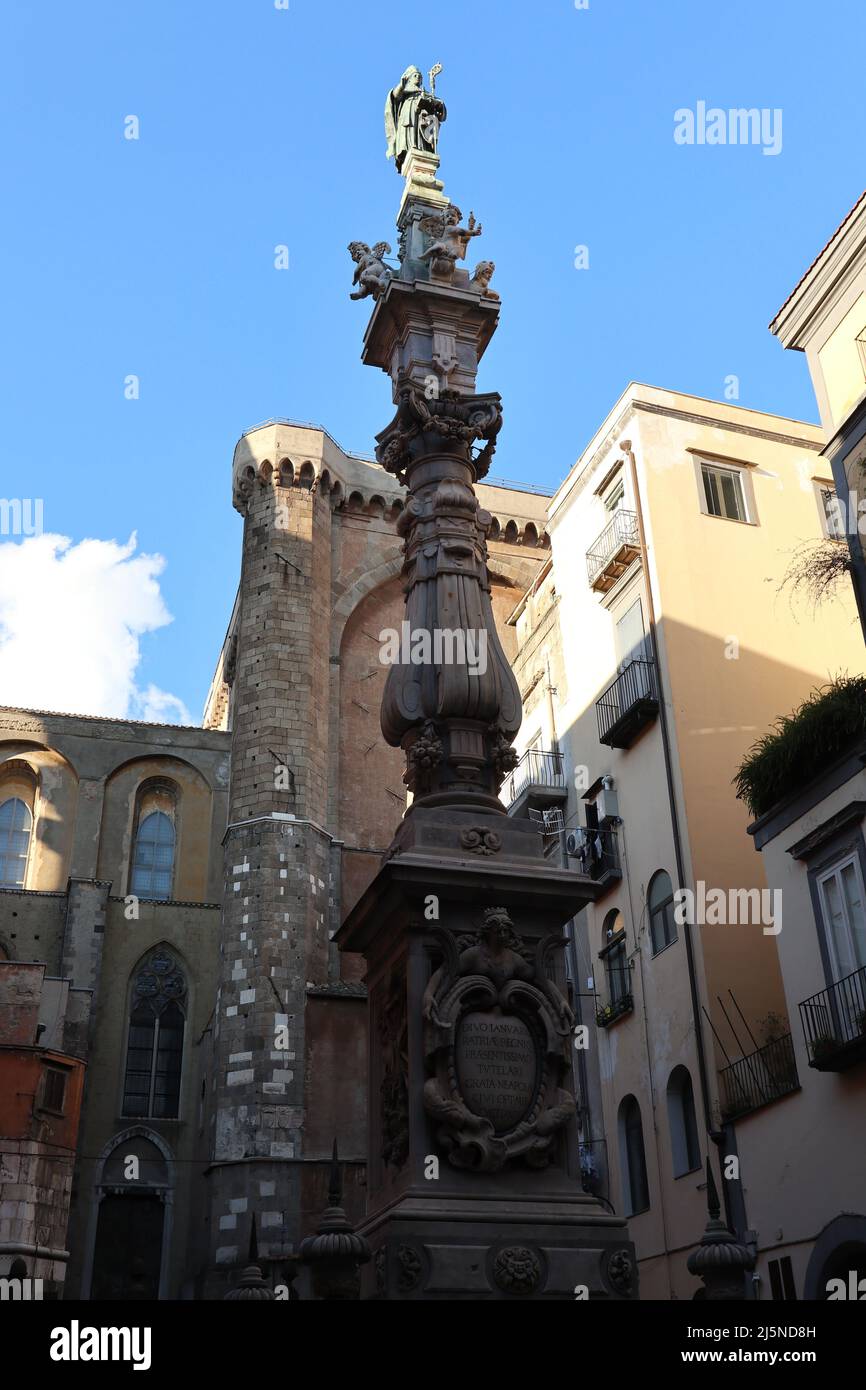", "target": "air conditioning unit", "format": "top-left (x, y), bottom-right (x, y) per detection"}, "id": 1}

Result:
top-left (566, 828), bottom-right (588, 858)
